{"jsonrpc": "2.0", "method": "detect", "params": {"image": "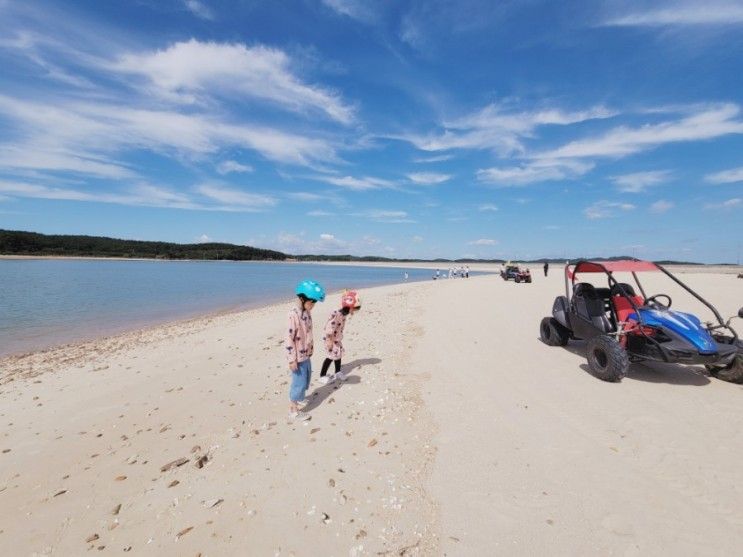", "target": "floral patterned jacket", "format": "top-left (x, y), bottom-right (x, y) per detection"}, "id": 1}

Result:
top-left (322, 310), bottom-right (347, 360)
top-left (285, 305), bottom-right (313, 365)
